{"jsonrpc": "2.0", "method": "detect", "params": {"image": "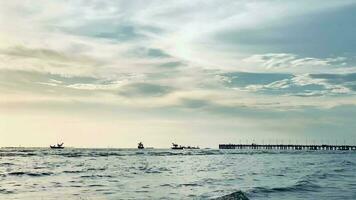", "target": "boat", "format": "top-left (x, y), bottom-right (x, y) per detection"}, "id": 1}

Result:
top-left (138, 142), bottom-right (144, 149)
top-left (171, 143), bottom-right (199, 150)
top-left (185, 146), bottom-right (200, 149)
top-left (50, 143), bottom-right (64, 149)
top-left (171, 143), bottom-right (184, 150)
